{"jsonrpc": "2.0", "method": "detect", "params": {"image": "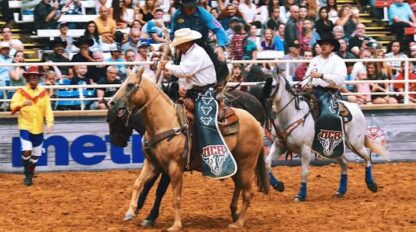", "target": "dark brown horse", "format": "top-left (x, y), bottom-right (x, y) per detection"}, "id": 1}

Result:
top-left (108, 68), bottom-right (268, 230)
